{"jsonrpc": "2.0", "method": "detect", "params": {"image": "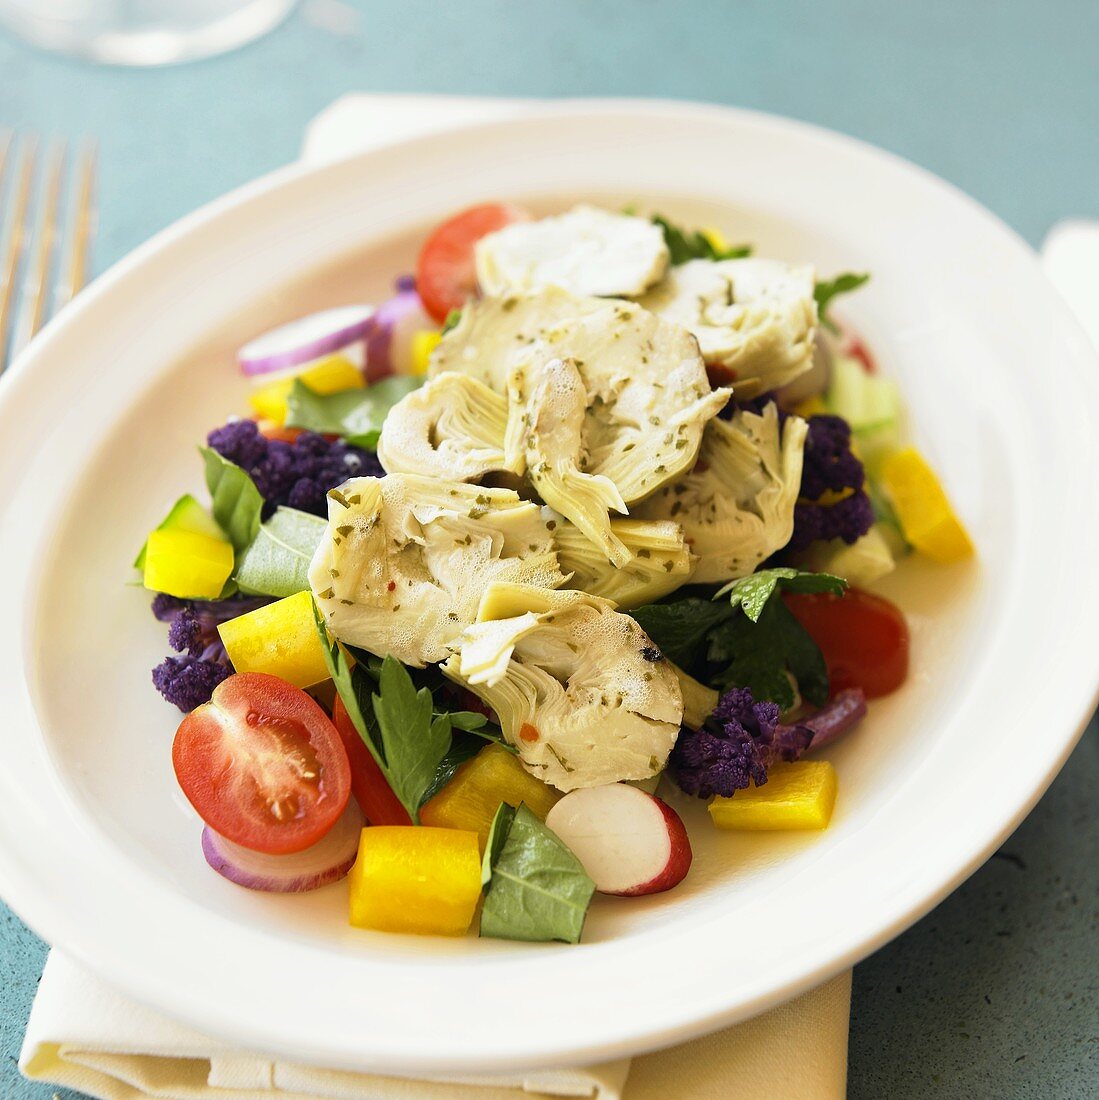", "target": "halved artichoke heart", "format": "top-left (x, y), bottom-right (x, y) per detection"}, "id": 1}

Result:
top-left (638, 258), bottom-right (817, 399)
top-left (633, 403), bottom-right (808, 584)
top-left (309, 474), bottom-right (566, 667)
top-left (429, 287), bottom-right (732, 507)
top-left (552, 514), bottom-right (694, 609)
top-left (443, 583), bottom-right (683, 792)
top-left (377, 371), bottom-right (519, 482)
top-left (474, 204), bottom-right (670, 298)
top-left (506, 357), bottom-right (632, 566)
